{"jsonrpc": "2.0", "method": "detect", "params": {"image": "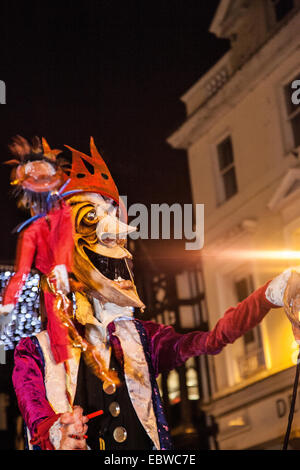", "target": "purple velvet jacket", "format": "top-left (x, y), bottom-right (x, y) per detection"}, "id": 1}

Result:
top-left (12, 281), bottom-right (276, 445)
